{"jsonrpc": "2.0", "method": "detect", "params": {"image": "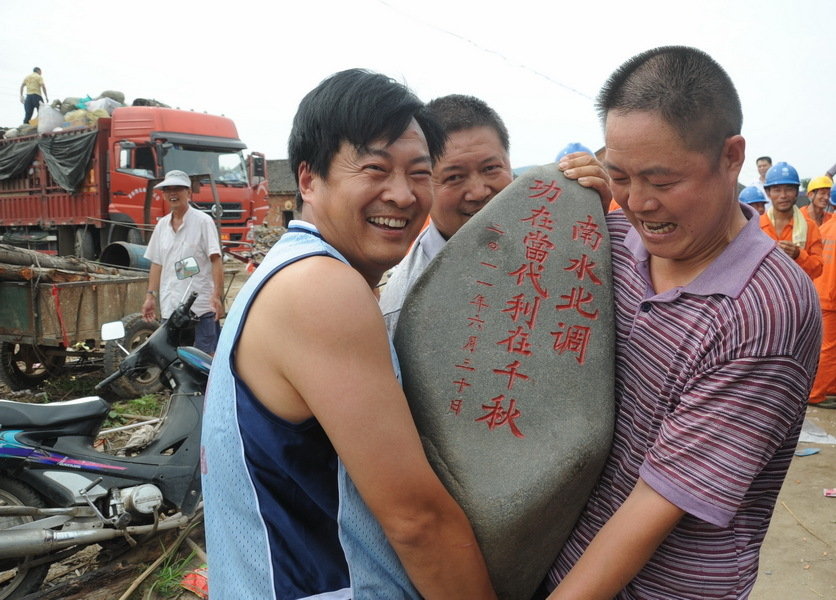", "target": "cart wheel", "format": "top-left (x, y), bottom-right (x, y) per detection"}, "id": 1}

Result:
top-left (102, 313), bottom-right (164, 399)
top-left (0, 343), bottom-right (66, 391)
top-left (0, 478), bottom-right (52, 599)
